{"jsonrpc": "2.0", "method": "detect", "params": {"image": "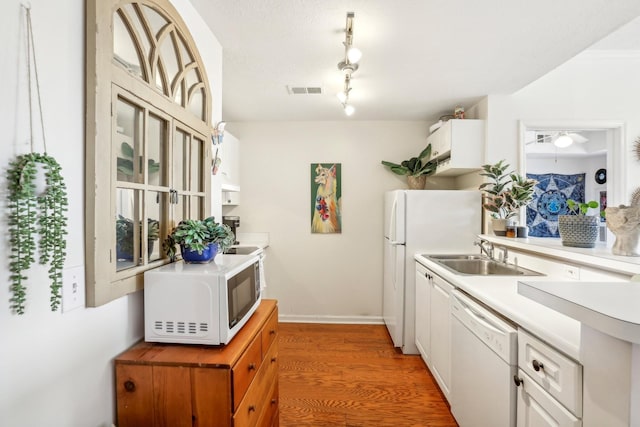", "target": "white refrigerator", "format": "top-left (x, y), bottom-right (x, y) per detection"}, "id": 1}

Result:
top-left (383, 190), bottom-right (481, 354)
